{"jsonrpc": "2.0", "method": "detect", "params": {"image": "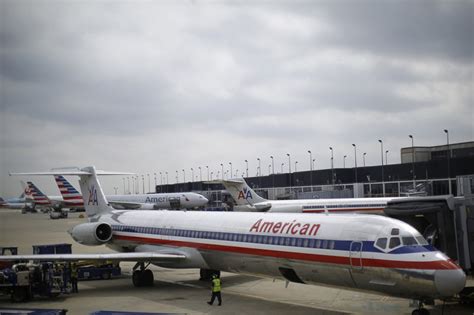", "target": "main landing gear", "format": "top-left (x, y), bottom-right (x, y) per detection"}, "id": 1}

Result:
top-left (132, 262), bottom-right (154, 287)
top-left (411, 300), bottom-right (432, 315)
